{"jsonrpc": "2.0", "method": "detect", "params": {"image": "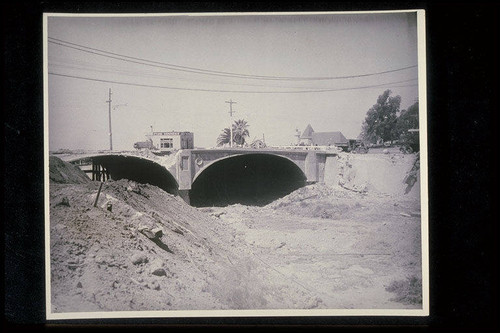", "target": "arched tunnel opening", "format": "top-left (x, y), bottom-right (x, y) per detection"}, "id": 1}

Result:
top-left (190, 154), bottom-right (307, 207)
top-left (92, 156), bottom-right (178, 195)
